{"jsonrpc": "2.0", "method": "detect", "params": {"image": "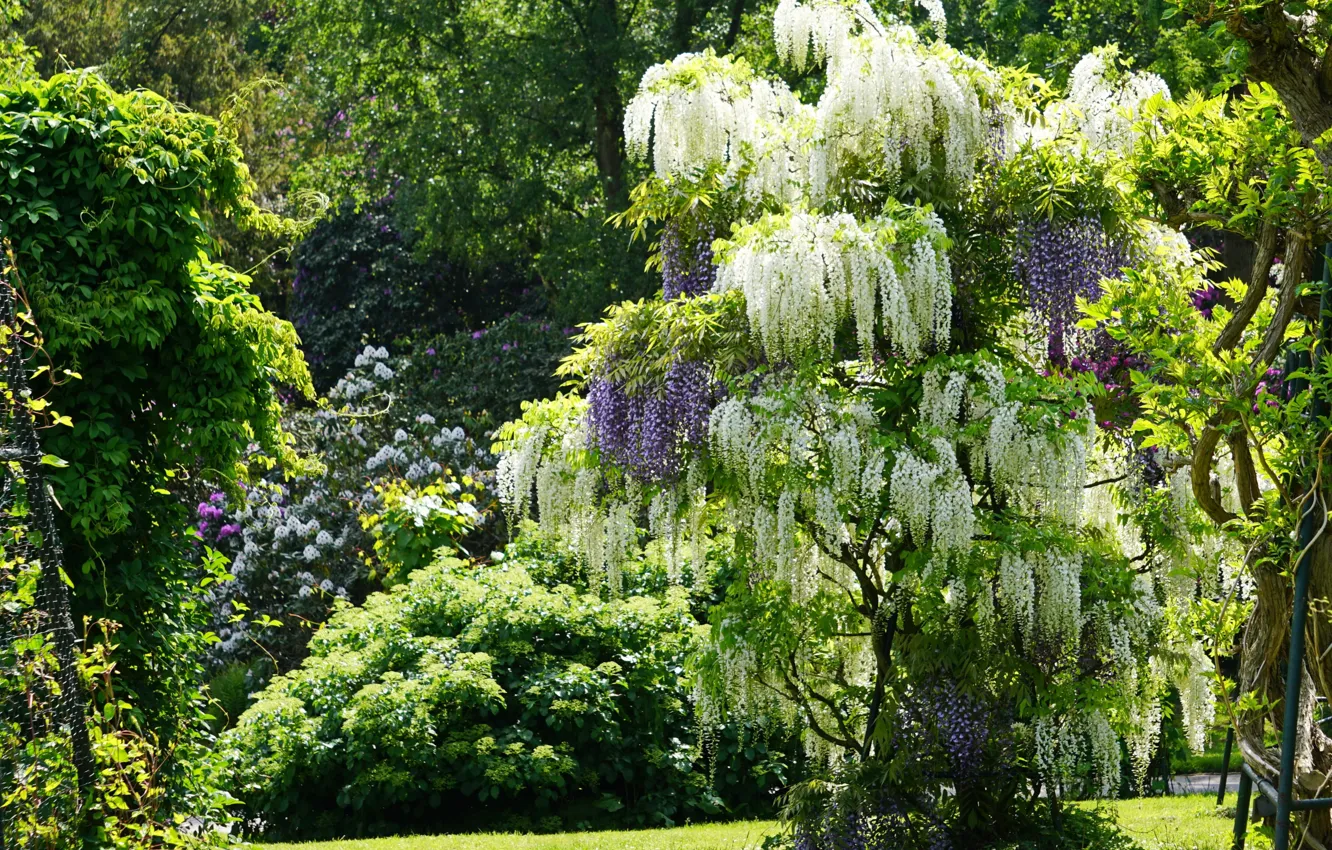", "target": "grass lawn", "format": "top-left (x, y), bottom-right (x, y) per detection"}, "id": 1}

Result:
top-left (1095, 796), bottom-right (1234, 849)
top-left (257, 795), bottom-right (1237, 850)
top-left (257, 820), bottom-right (780, 850)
